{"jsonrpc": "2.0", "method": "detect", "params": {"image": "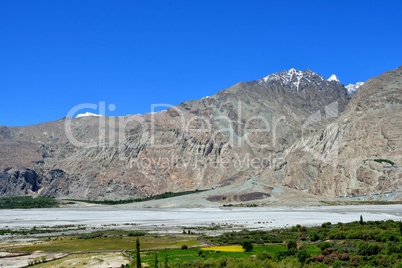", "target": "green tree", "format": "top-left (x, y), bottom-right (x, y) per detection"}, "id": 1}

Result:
top-left (241, 241), bottom-right (253, 252)
top-left (310, 231), bottom-right (319, 242)
top-left (357, 242), bottom-right (381, 256)
top-left (287, 240), bottom-right (297, 250)
top-left (136, 237), bottom-right (141, 268)
top-left (164, 255), bottom-right (168, 268)
top-left (154, 253), bottom-right (158, 268)
top-left (359, 215), bottom-right (364, 225)
top-left (296, 248), bottom-right (310, 264)
top-left (399, 221), bottom-right (402, 236)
